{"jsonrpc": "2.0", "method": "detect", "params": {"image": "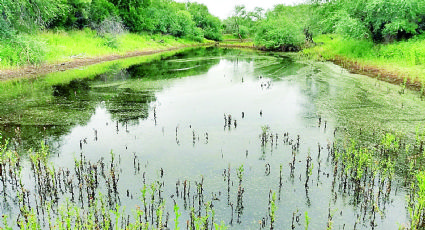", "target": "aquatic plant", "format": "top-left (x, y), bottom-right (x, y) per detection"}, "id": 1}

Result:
top-left (260, 125), bottom-right (271, 146)
top-left (237, 164), bottom-right (244, 183)
top-left (269, 191), bottom-right (277, 229)
top-left (305, 211), bottom-right (310, 230)
top-left (174, 203), bottom-right (181, 230)
top-left (409, 171), bottom-right (425, 229)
